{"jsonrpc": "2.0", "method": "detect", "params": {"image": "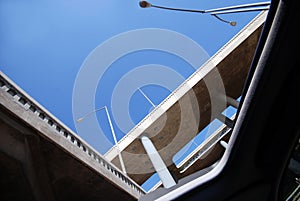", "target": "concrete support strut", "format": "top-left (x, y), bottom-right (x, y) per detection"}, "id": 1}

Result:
top-left (226, 96), bottom-right (240, 109)
top-left (217, 94), bottom-right (240, 109)
top-left (140, 135), bottom-right (176, 189)
top-left (217, 114), bottom-right (235, 128)
top-left (220, 140), bottom-right (228, 149)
